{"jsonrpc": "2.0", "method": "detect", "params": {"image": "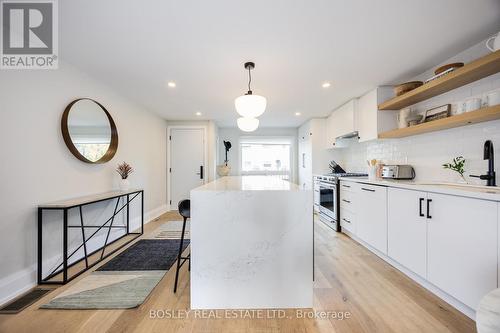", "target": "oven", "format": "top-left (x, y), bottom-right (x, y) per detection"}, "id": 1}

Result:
top-left (318, 178), bottom-right (339, 231)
